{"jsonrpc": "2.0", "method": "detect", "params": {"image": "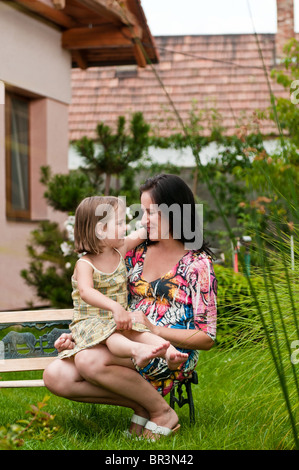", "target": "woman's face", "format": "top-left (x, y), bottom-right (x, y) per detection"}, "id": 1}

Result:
top-left (140, 191), bottom-right (170, 241)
